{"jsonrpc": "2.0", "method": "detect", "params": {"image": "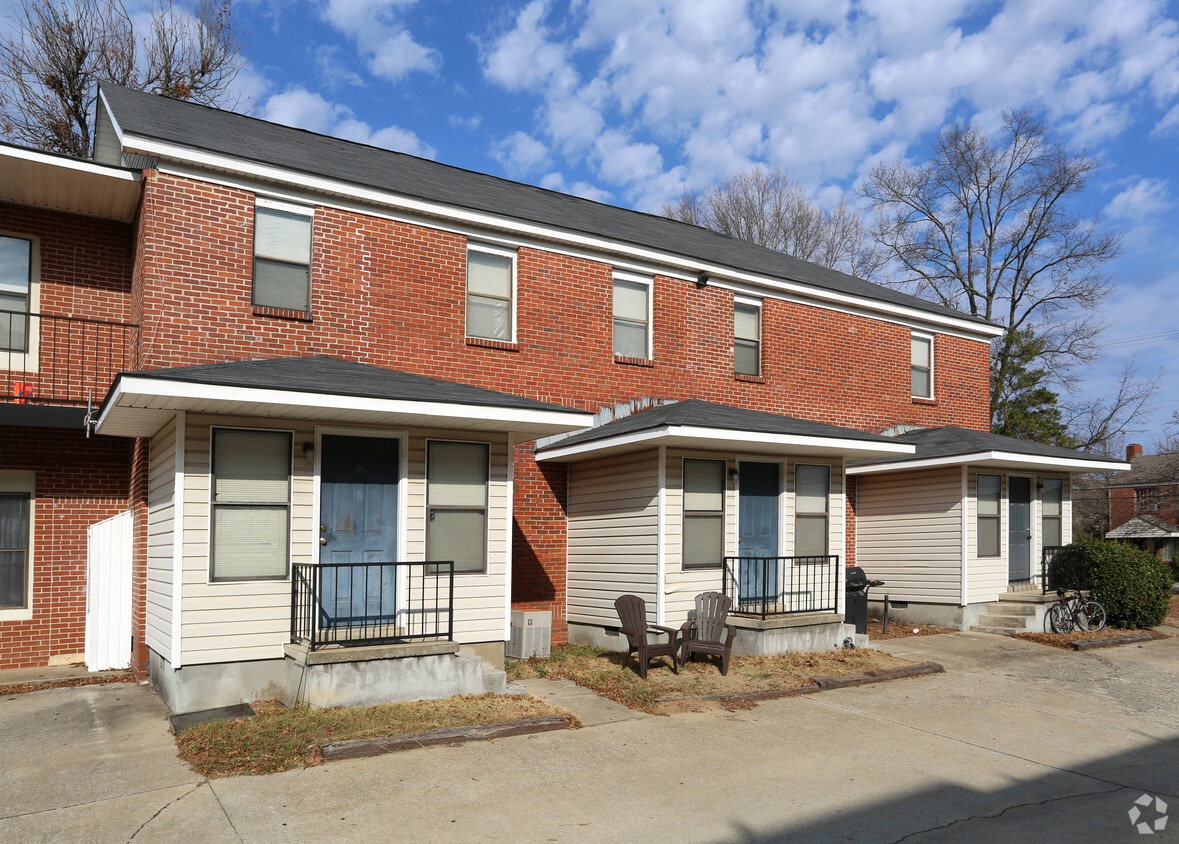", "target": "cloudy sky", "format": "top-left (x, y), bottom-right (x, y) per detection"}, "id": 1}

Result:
top-left (181, 1), bottom-right (1179, 445)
